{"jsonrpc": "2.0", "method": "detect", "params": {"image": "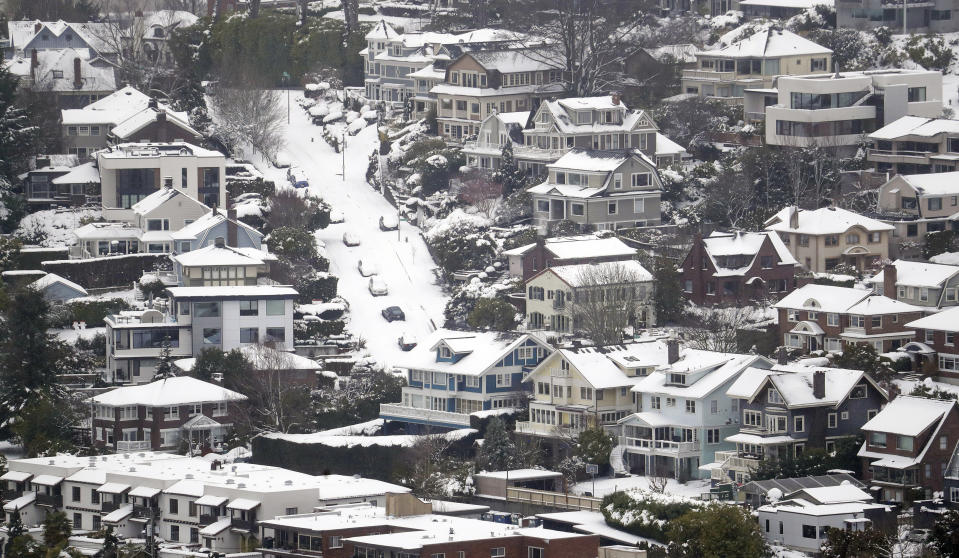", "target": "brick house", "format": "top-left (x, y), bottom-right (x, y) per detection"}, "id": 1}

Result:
top-left (859, 395), bottom-right (959, 502)
top-left (774, 283), bottom-right (924, 354)
top-left (90, 376), bottom-right (247, 452)
top-left (906, 306), bottom-right (959, 379)
top-left (502, 233), bottom-right (637, 281)
top-left (681, 231), bottom-right (798, 305)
